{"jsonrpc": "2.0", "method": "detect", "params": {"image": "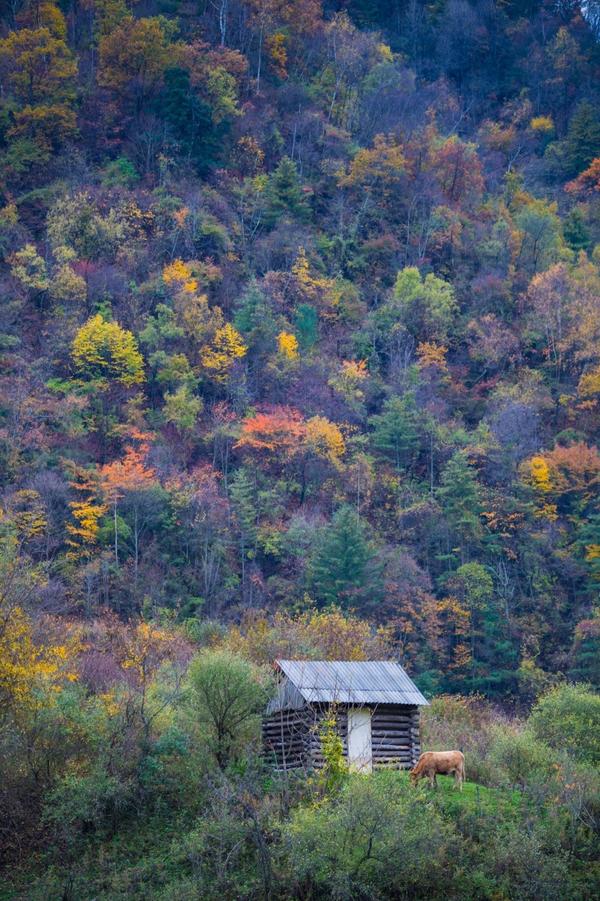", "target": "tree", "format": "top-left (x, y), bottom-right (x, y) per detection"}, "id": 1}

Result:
top-left (263, 157), bottom-right (311, 226)
top-left (159, 67), bottom-right (221, 173)
top-left (369, 393), bottom-right (420, 471)
top-left (523, 442), bottom-right (600, 519)
top-left (225, 607), bottom-right (394, 663)
top-left (10, 244), bottom-right (49, 293)
top-left (163, 385), bottom-right (203, 432)
top-left (514, 197), bottom-right (564, 276)
top-left (445, 562), bottom-right (515, 694)
top-left (235, 407), bottom-right (305, 460)
top-left (388, 267), bottom-right (458, 343)
top-left (276, 331), bottom-right (299, 359)
top-left (72, 314), bottom-right (144, 388)
top-left (229, 466), bottom-right (261, 603)
top-left (99, 442), bottom-right (157, 573)
top-left (310, 505), bottom-right (377, 607)
top-left (185, 650), bottom-right (269, 769)
top-left (437, 451), bottom-right (483, 561)
top-left (304, 416), bottom-right (345, 465)
top-left (576, 509), bottom-right (600, 594)
top-left (562, 101), bottom-right (600, 177)
top-left (339, 133), bottom-right (407, 194)
top-left (0, 23), bottom-right (77, 155)
top-left (570, 614), bottom-right (600, 687)
top-left (0, 507), bottom-right (75, 718)
top-left (165, 466), bottom-right (230, 615)
top-left (294, 303), bottom-right (318, 349)
top-left (201, 323), bottom-right (247, 384)
top-left (525, 263), bottom-right (571, 377)
top-left (65, 465), bottom-right (107, 566)
top-left (428, 133), bottom-right (484, 207)
top-left (566, 157), bottom-right (600, 196)
top-left (562, 208), bottom-right (591, 254)
top-left (98, 16), bottom-right (177, 112)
